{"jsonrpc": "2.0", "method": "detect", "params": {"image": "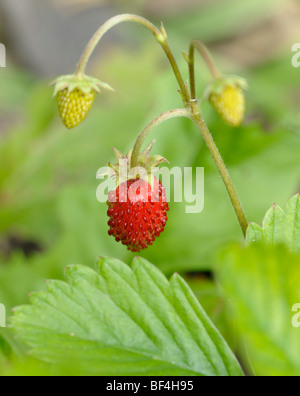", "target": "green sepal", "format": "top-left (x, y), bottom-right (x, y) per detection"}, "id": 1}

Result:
top-left (145, 155), bottom-right (170, 171)
top-left (203, 75), bottom-right (248, 100)
top-left (106, 141), bottom-right (169, 188)
top-left (50, 73), bottom-right (115, 96)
